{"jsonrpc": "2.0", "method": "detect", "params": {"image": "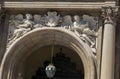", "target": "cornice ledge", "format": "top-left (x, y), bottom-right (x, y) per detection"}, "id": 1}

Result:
top-left (3, 1), bottom-right (116, 10)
